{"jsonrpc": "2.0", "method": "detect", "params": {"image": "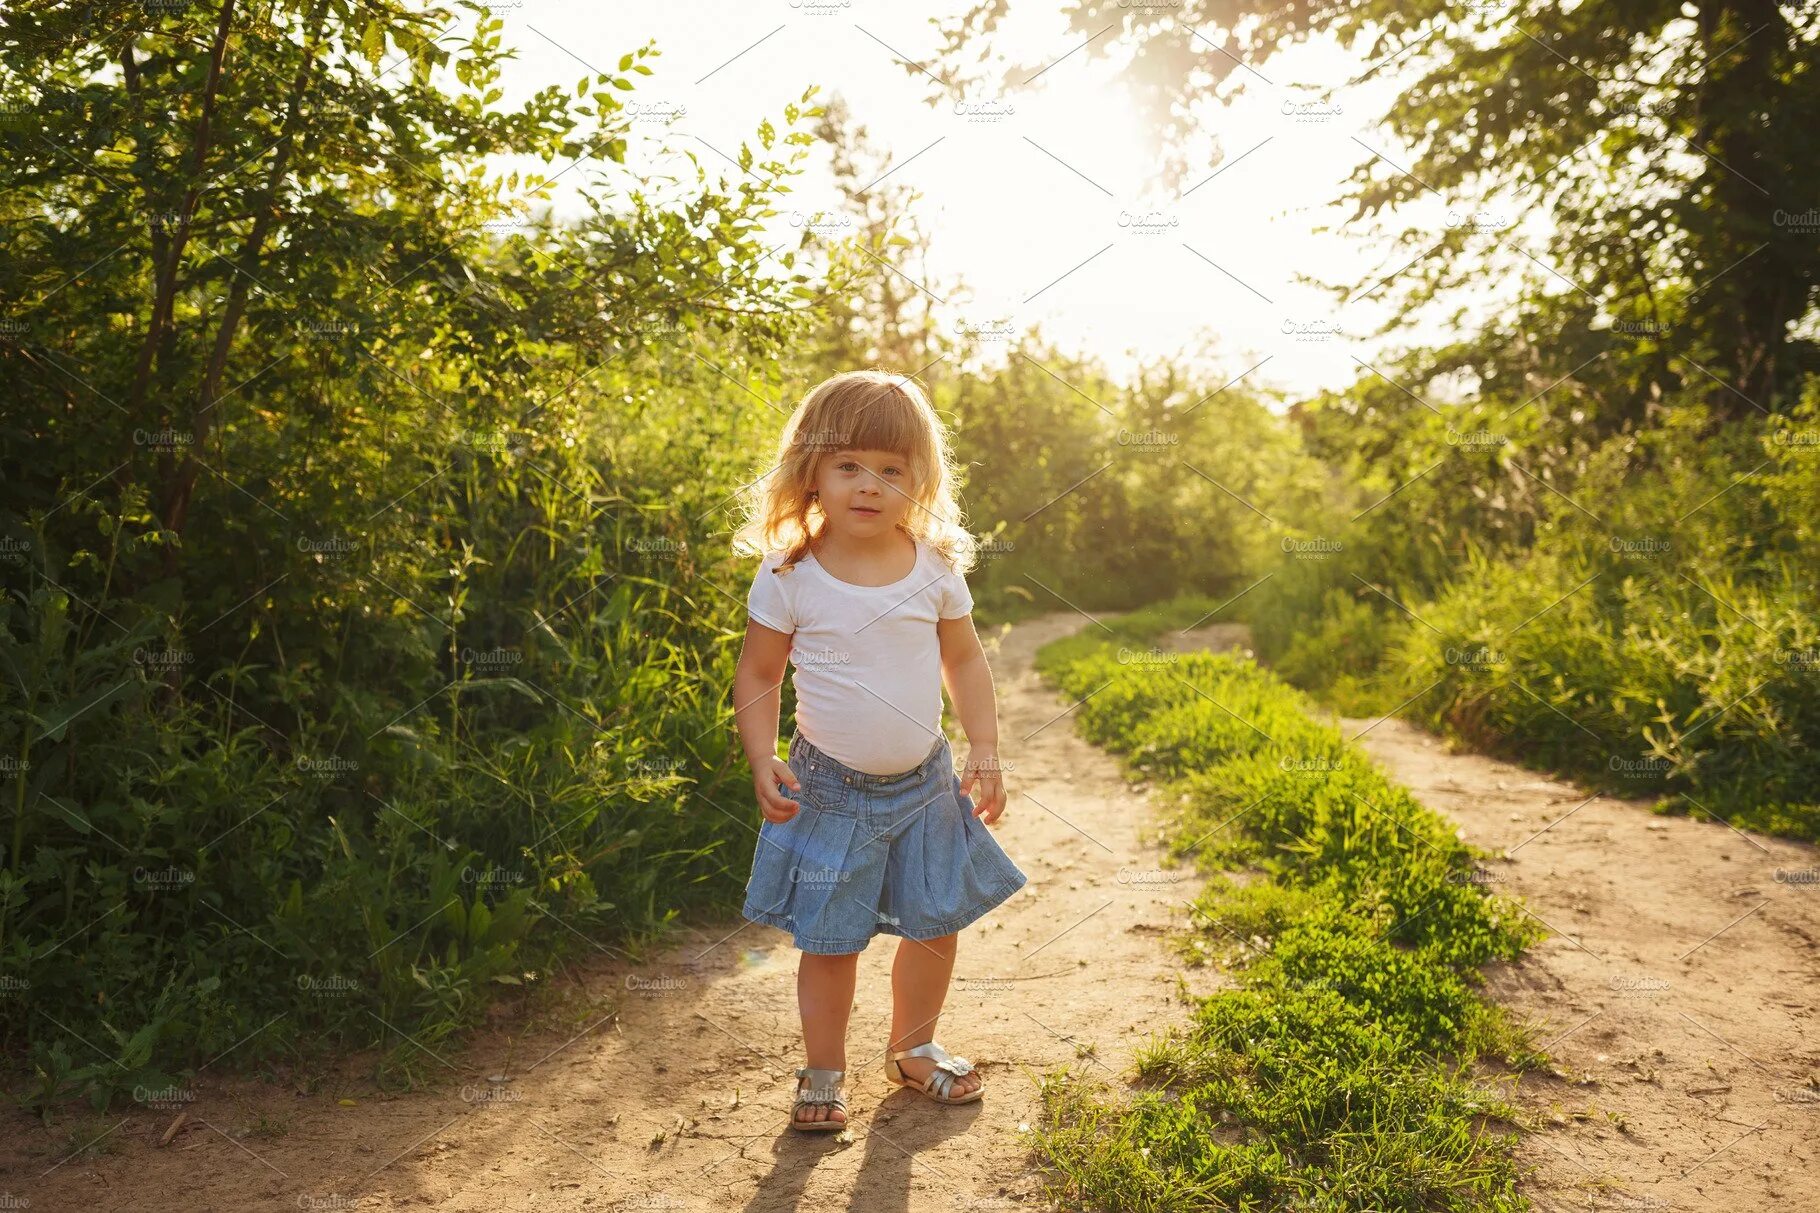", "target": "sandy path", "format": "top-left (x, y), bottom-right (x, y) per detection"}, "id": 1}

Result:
top-left (1159, 622), bottom-right (1820, 1207)
top-left (3, 612), bottom-right (1219, 1212)
top-left (1343, 715), bottom-right (1820, 1211)
top-left (19, 616), bottom-right (1808, 1212)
